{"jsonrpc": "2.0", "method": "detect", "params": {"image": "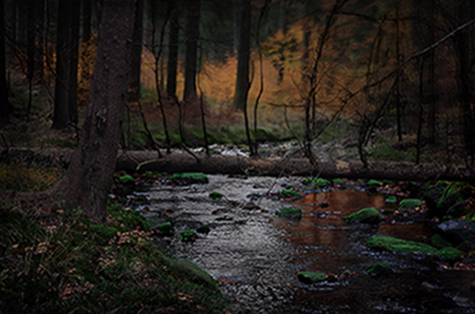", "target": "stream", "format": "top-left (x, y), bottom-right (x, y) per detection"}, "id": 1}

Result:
top-left (139, 175), bottom-right (475, 314)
